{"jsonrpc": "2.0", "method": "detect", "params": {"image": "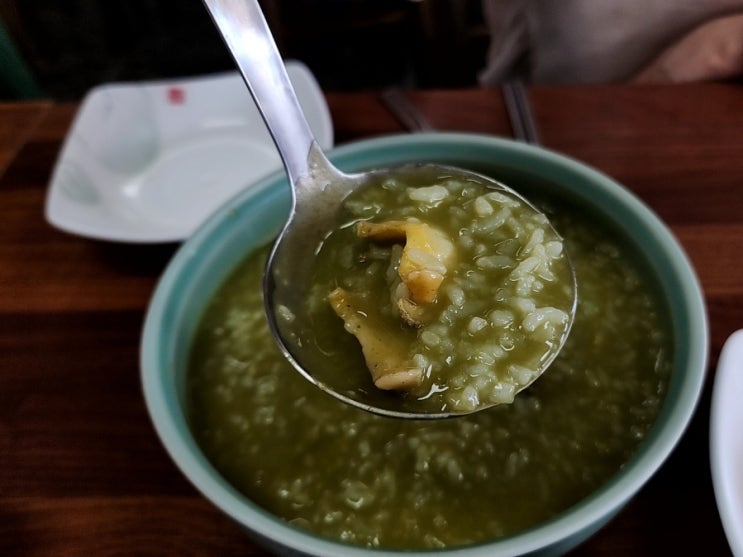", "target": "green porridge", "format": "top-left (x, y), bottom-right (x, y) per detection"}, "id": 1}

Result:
top-left (277, 165), bottom-right (575, 415)
top-left (187, 195), bottom-right (672, 550)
